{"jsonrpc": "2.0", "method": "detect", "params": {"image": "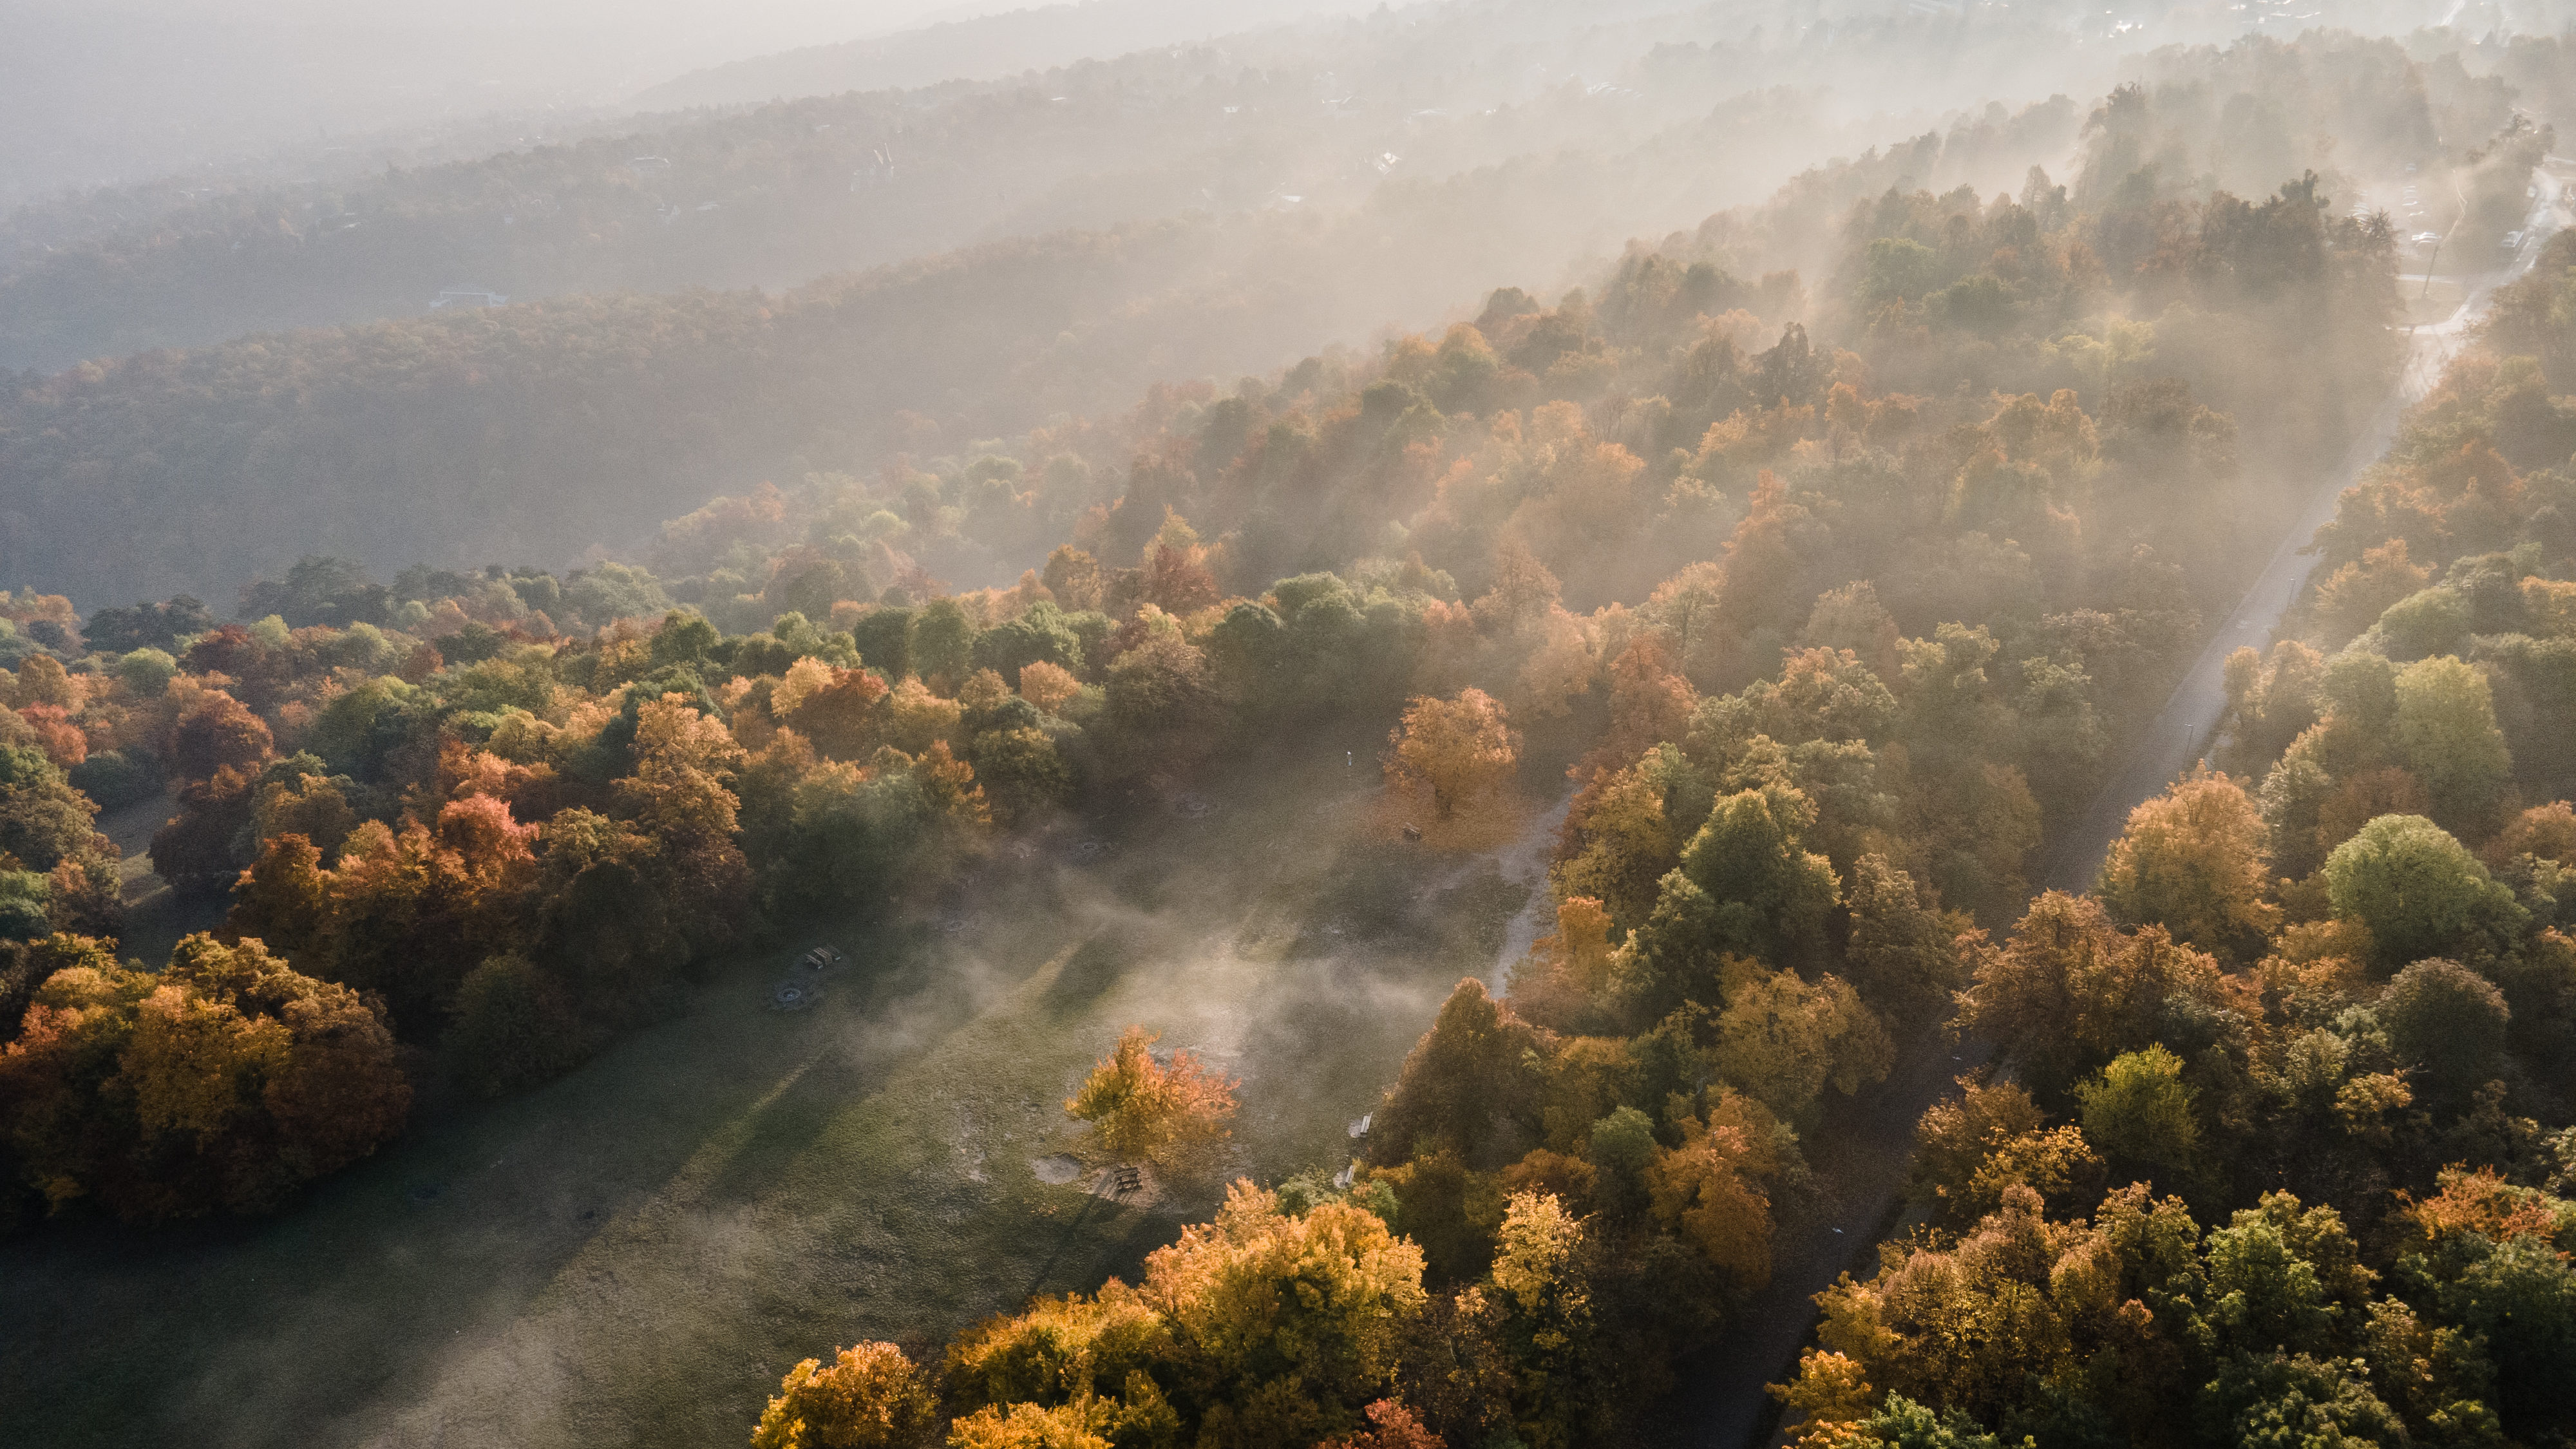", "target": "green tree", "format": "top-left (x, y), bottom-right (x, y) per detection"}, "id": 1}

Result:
top-left (2201, 1354), bottom-right (2409, 1449)
top-left (649, 609), bottom-right (717, 668)
top-left (2195, 1193), bottom-right (2373, 1361)
top-left (0, 744), bottom-right (107, 873)
top-left (1103, 625), bottom-right (1215, 744)
top-left (444, 954), bottom-right (583, 1098)
top-left (972, 600), bottom-right (1084, 682)
top-left (909, 598), bottom-right (978, 683)
top-left (2377, 958), bottom-right (2510, 1103)
top-left (2394, 656), bottom-right (2512, 833)
top-left (2322, 815), bottom-right (2526, 969)
top-left (2074, 1046), bottom-right (2201, 1192)
top-left (1368, 980), bottom-right (1544, 1168)
top-left (2441, 1235), bottom-right (2576, 1431)
top-left (1844, 855), bottom-right (1968, 1022)
top-left (1676, 787), bottom-right (1841, 964)
top-left (1861, 1396), bottom-right (2006, 1449)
